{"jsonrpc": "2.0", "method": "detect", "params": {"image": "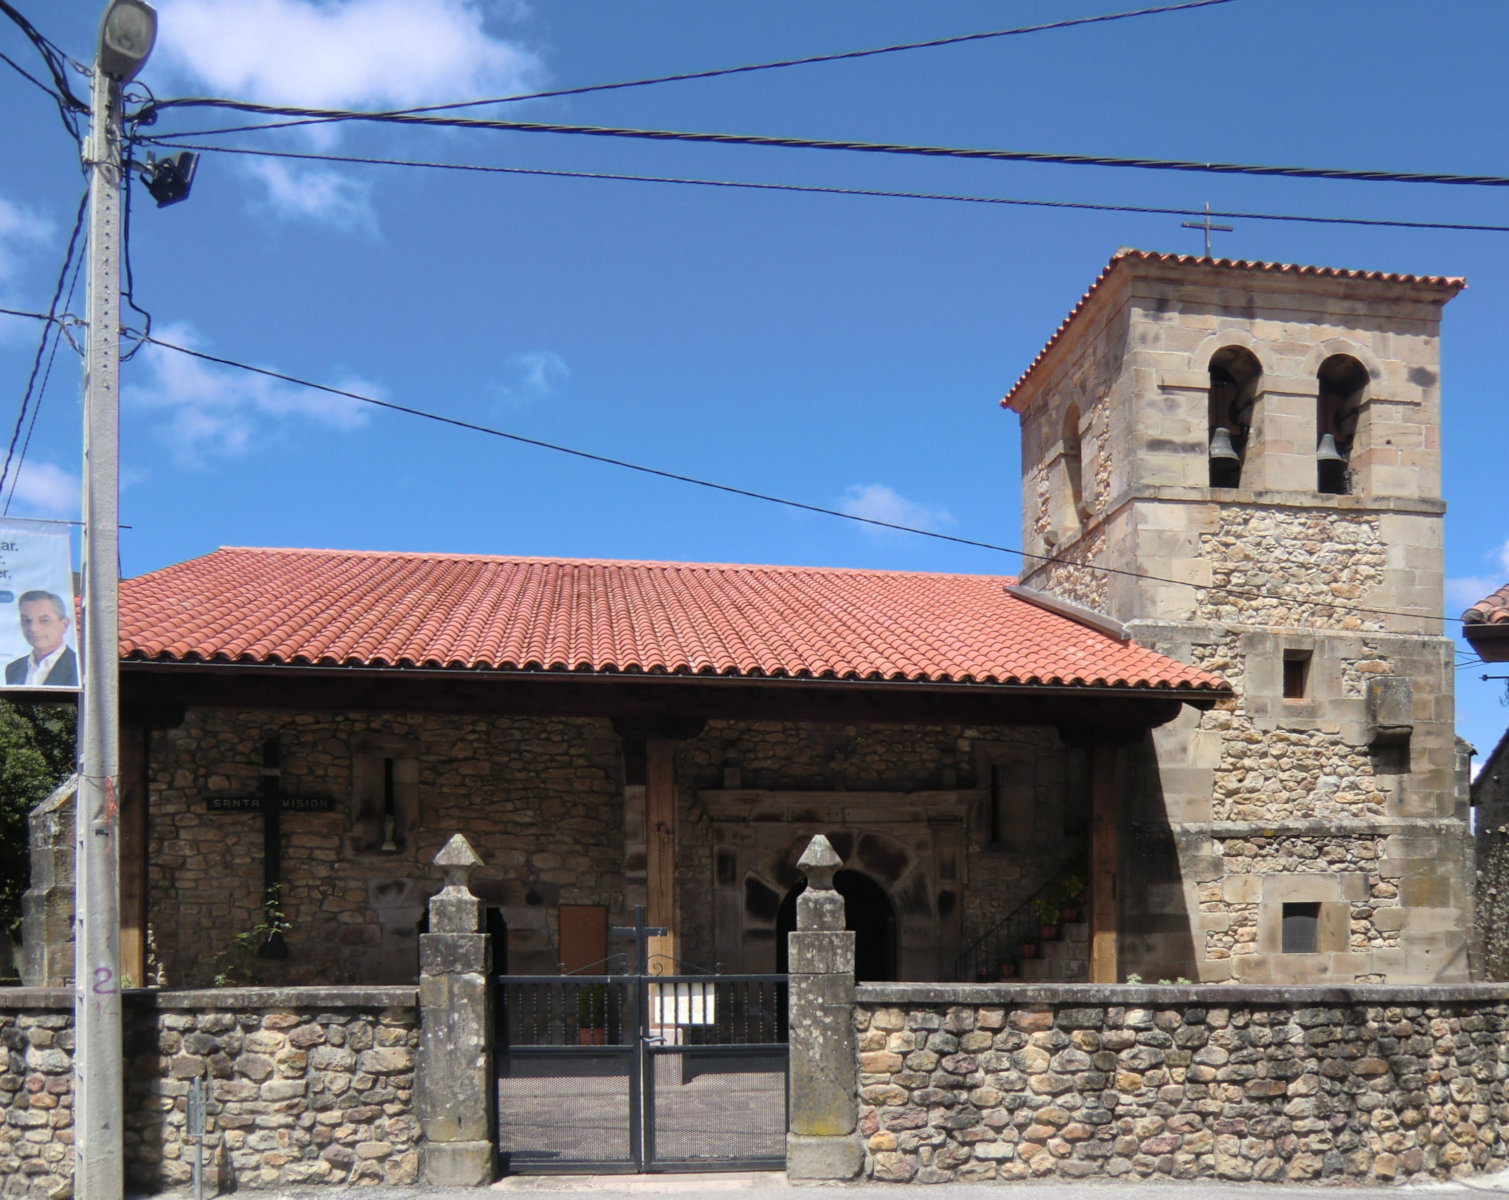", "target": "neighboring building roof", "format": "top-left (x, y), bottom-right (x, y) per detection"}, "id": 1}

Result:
top-left (1464, 583), bottom-right (1509, 627)
top-left (1000, 248), bottom-right (1467, 412)
top-left (119, 547), bottom-right (1229, 693)
top-left (1464, 581), bottom-right (1509, 663)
